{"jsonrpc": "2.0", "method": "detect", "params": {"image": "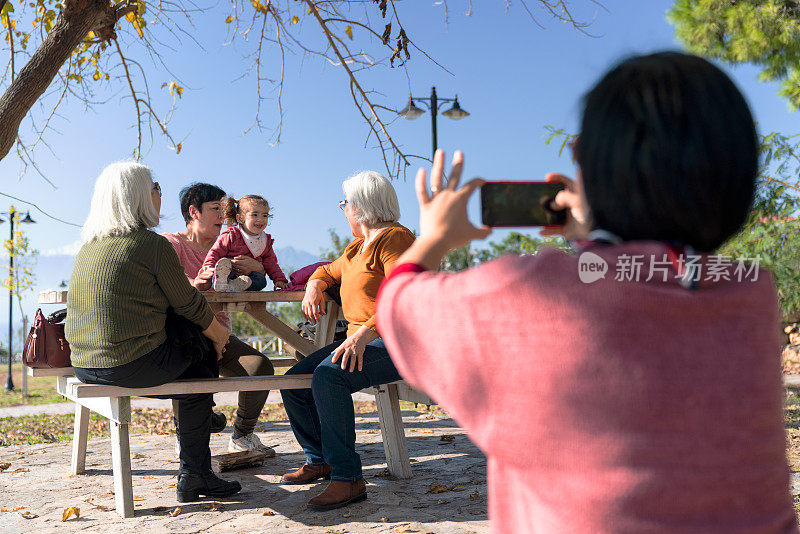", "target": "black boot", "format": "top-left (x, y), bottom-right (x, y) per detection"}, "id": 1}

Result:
top-left (176, 470), bottom-right (242, 502)
top-left (210, 411), bottom-right (227, 433)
